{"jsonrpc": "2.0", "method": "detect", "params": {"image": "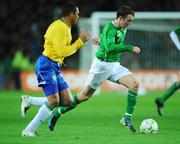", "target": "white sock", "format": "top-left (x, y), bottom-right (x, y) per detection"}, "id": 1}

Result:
top-left (24, 104), bottom-right (52, 132)
top-left (29, 97), bottom-right (47, 106)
